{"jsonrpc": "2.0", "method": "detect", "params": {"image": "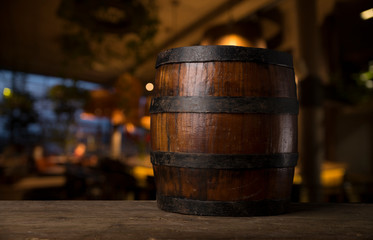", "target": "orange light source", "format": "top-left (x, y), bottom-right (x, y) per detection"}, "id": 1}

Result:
top-left (215, 34), bottom-right (252, 47)
top-left (361, 8), bottom-right (373, 20)
top-left (80, 112), bottom-right (96, 120)
top-left (145, 83), bottom-right (154, 91)
top-left (141, 116), bottom-right (151, 130)
top-left (126, 122), bottom-right (136, 134)
top-left (111, 109), bottom-right (125, 125)
top-left (201, 21), bottom-right (266, 48)
top-left (74, 143), bottom-right (86, 157)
